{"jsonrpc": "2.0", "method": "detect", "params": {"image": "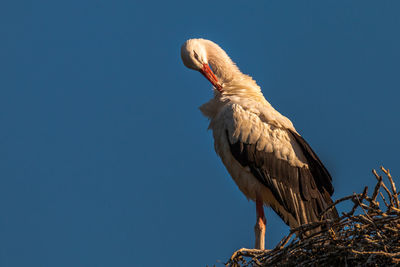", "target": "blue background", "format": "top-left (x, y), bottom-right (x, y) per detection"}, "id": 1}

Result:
top-left (1, 1), bottom-right (399, 266)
